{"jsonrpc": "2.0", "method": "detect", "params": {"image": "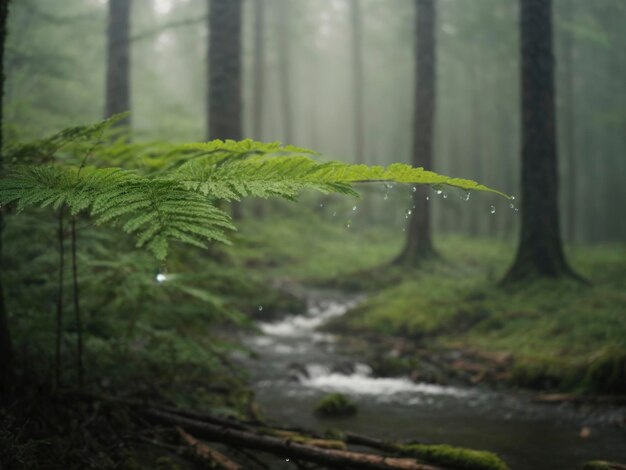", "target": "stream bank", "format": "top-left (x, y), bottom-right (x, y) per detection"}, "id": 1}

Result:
top-left (240, 289), bottom-right (626, 470)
